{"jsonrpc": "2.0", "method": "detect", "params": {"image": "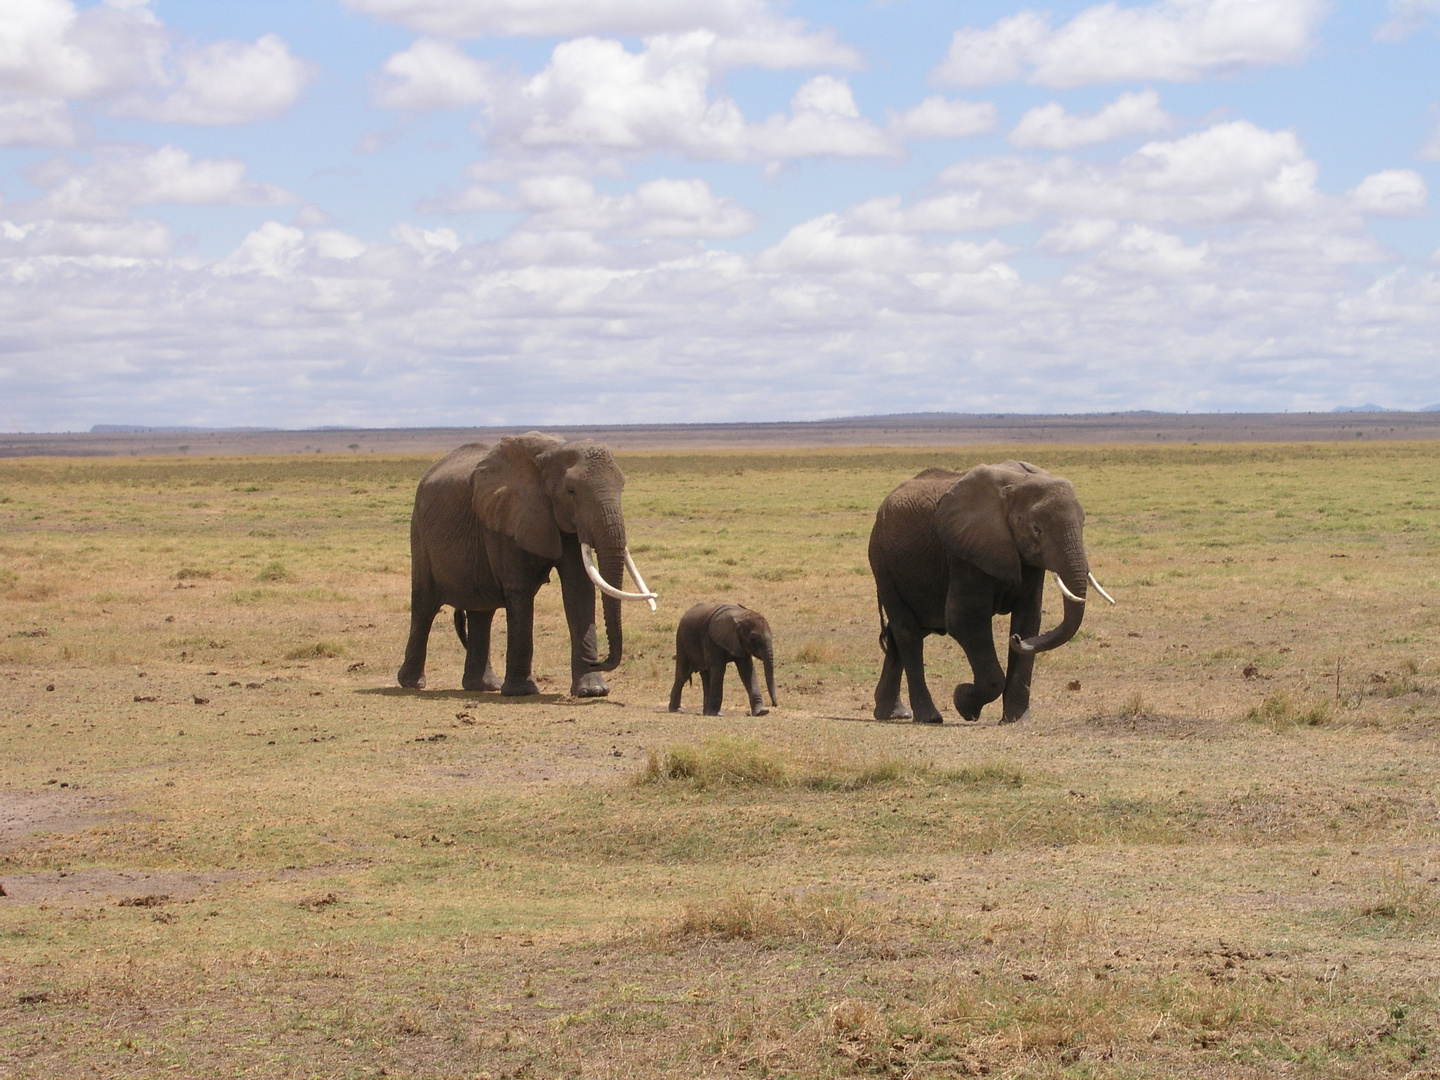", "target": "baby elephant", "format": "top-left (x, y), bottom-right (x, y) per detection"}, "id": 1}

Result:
top-left (670, 602), bottom-right (778, 716)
